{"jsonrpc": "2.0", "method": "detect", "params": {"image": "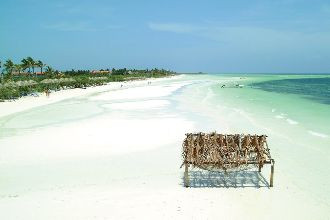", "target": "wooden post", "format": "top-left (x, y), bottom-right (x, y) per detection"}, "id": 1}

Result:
top-left (270, 160), bottom-right (274, 187)
top-left (258, 163), bottom-right (262, 172)
top-left (184, 163), bottom-right (189, 187)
